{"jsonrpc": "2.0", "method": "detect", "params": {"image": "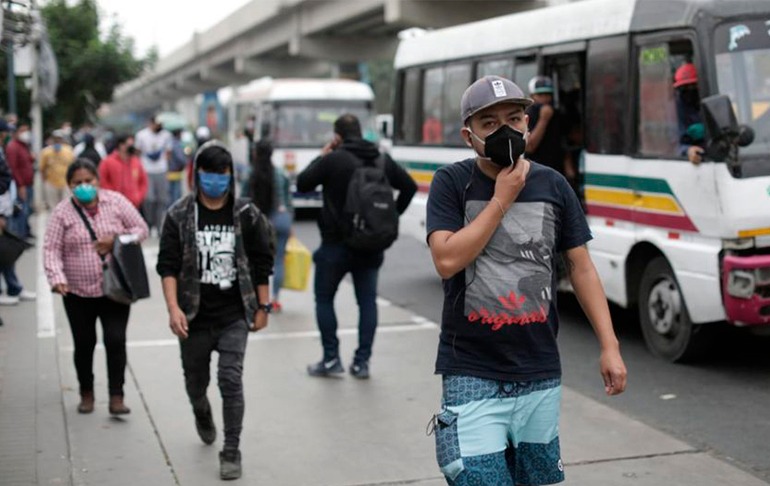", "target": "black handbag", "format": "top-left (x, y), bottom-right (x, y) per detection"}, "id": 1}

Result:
top-left (71, 199), bottom-right (150, 304)
top-left (0, 229), bottom-right (32, 266)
